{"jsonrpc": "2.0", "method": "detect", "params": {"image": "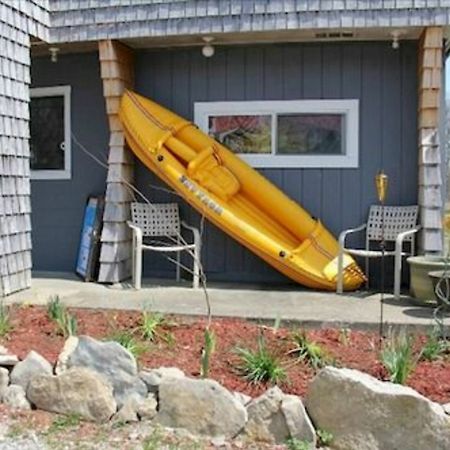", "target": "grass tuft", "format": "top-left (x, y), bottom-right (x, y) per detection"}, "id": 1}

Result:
top-left (286, 437), bottom-right (313, 450)
top-left (419, 327), bottom-right (449, 362)
top-left (236, 333), bottom-right (286, 384)
top-left (109, 330), bottom-right (146, 359)
top-left (380, 330), bottom-right (415, 385)
top-left (289, 331), bottom-right (330, 370)
top-left (46, 296), bottom-right (77, 338)
top-left (0, 302), bottom-right (12, 337)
